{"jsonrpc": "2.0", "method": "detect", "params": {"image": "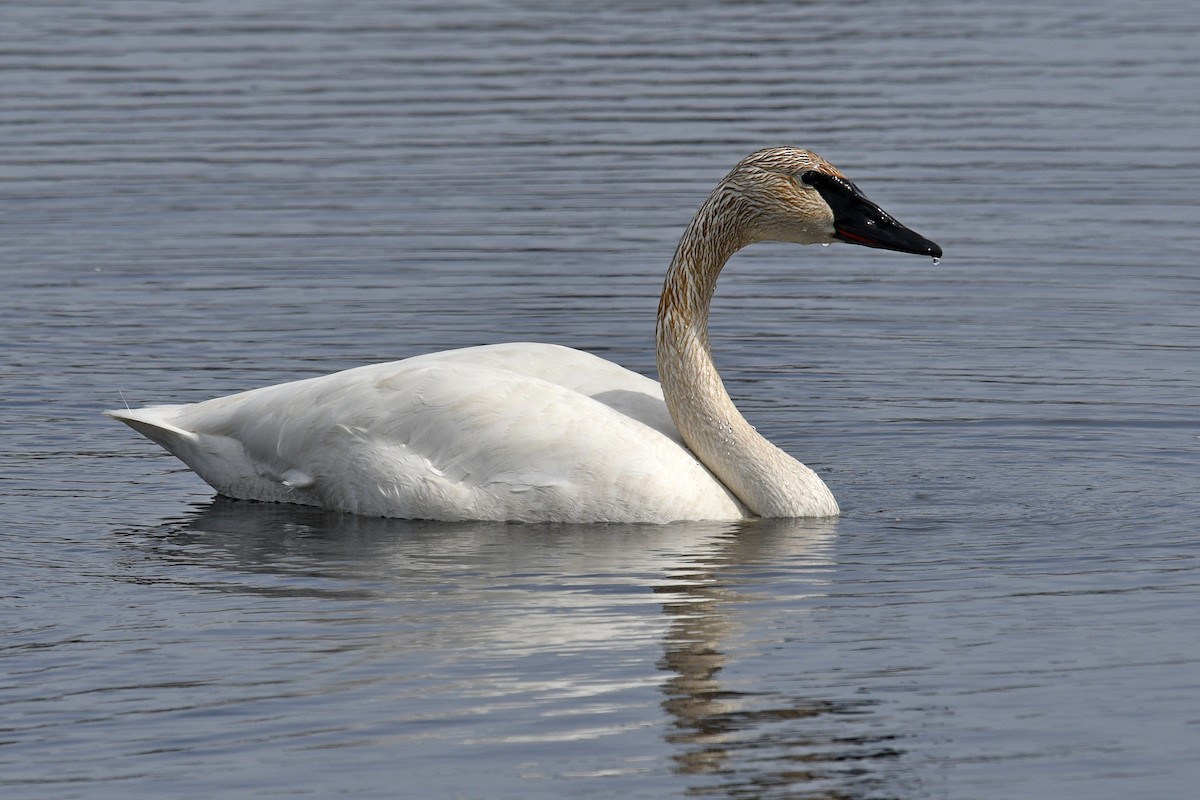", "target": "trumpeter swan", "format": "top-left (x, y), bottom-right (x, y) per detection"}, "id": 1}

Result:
top-left (108, 147), bottom-right (940, 523)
